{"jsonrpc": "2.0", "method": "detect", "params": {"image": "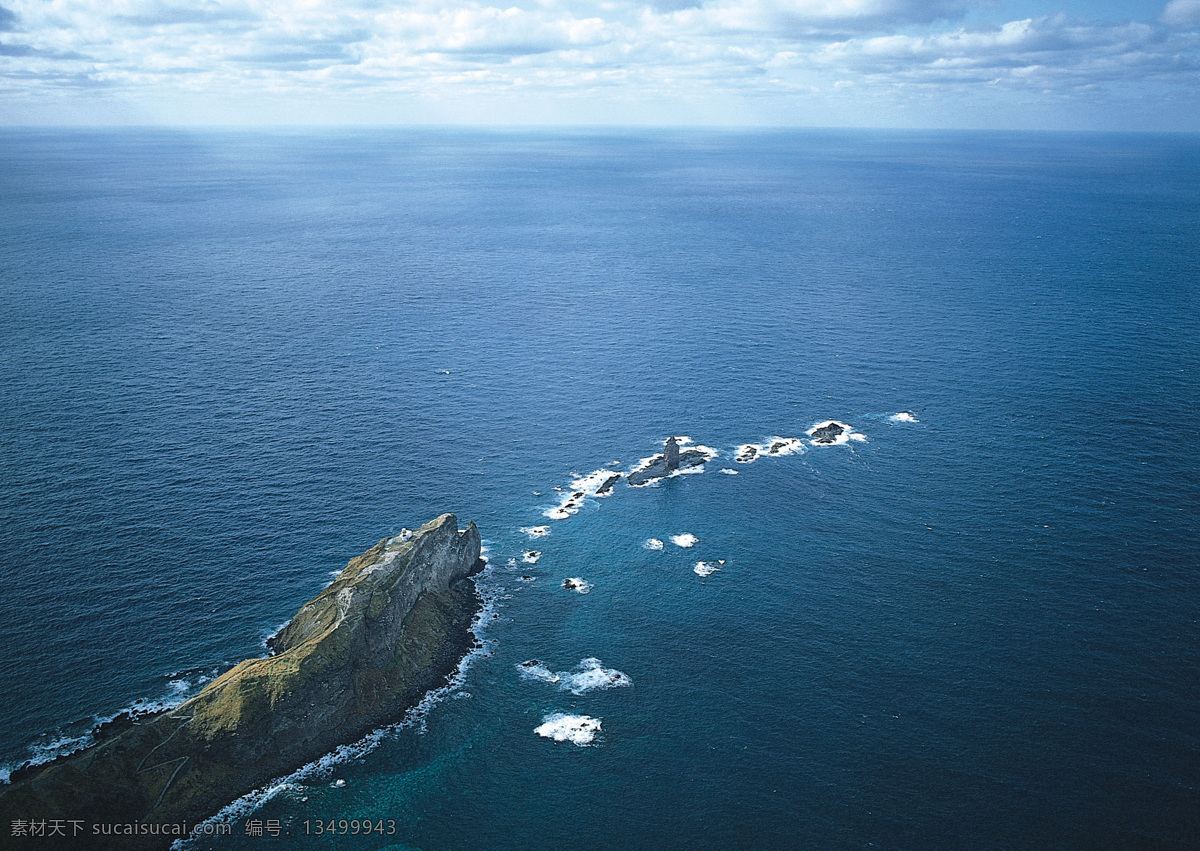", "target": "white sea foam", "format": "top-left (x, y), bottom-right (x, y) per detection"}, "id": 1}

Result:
top-left (517, 661), bottom-right (561, 685)
top-left (262, 619), bottom-right (293, 650)
top-left (0, 663), bottom-right (228, 786)
top-left (520, 525), bottom-right (551, 539)
top-left (677, 443), bottom-right (720, 471)
top-left (627, 452), bottom-right (662, 477)
top-left (541, 469), bottom-right (619, 518)
top-left (694, 561), bottom-right (721, 577)
top-left (172, 776), bottom-right (308, 847)
top-left (736, 438), bottom-right (801, 462)
top-left (806, 420), bottom-right (866, 447)
top-left (889, 411), bottom-right (919, 423)
top-left (522, 551), bottom-right (542, 564)
top-left (720, 468), bottom-right (739, 475)
top-left (807, 420), bottom-right (849, 444)
top-left (562, 577), bottom-right (592, 594)
top-left (544, 489), bottom-right (587, 520)
top-left (671, 533), bottom-right (698, 548)
top-left (1, 731), bottom-right (92, 782)
top-left (562, 658), bottom-right (632, 694)
top-left (535, 713), bottom-right (601, 746)
top-left (644, 538), bottom-right (665, 550)
top-left (735, 443), bottom-right (760, 463)
top-left (625, 441), bottom-right (711, 485)
top-left (765, 436), bottom-right (805, 456)
top-left (571, 468), bottom-right (620, 494)
top-left (518, 657), bottom-right (631, 695)
top-left (629, 437), bottom-right (713, 470)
